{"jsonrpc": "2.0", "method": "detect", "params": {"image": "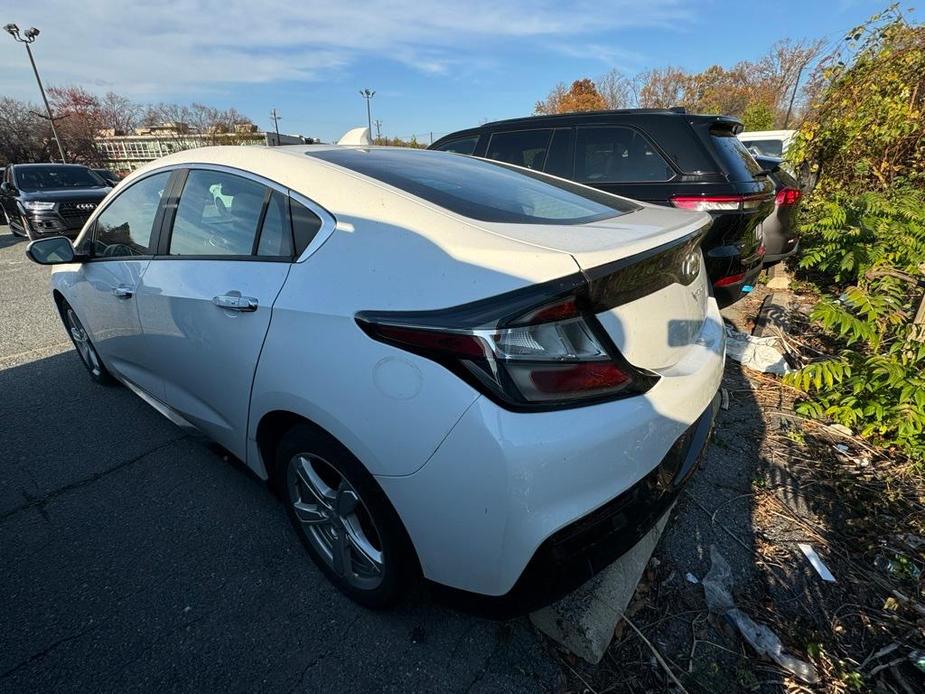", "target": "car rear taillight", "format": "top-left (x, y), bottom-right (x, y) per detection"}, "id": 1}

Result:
top-left (713, 272), bottom-right (746, 288)
top-left (670, 194), bottom-right (771, 212)
top-left (356, 276), bottom-right (656, 411)
top-left (775, 187), bottom-right (801, 206)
